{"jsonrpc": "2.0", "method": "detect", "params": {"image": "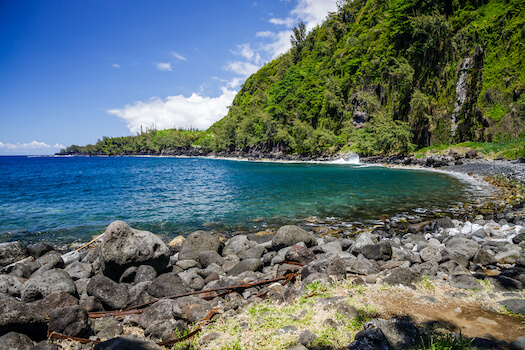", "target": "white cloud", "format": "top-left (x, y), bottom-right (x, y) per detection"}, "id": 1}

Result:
top-left (156, 62), bottom-right (172, 71)
top-left (0, 141), bottom-right (65, 155)
top-left (269, 17), bottom-right (295, 27)
top-left (225, 61), bottom-right (260, 76)
top-left (291, 0), bottom-right (338, 31)
top-left (112, 63), bottom-right (121, 68)
top-left (107, 87), bottom-right (237, 133)
top-left (171, 52), bottom-right (186, 61)
top-left (256, 31), bottom-right (275, 38)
